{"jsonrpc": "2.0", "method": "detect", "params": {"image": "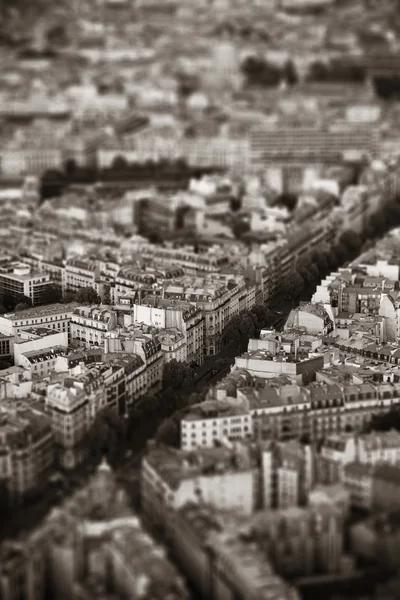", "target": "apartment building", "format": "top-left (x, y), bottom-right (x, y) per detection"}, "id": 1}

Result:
top-left (63, 257), bottom-right (99, 294)
top-left (13, 327), bottom-right (68, 367)
top-left (0, 148), bottom-right (64, 177)
top-left (0, 460), bottom-right (189, 600)
top-left (358, 429), bottom-right (400, 465)
top-left (0, 335), bottom-right (13, 360)
top-left (105, 330), bottom-right (164, 396)
top-left (158, 328), bottom-right (187, 362)
top-left (138, 244), bottom-right (231, 275)
top-left (233, 347), bottom-right (325, 382)
top-left (343, 462), bottom-right (374, 512)
top-left (0, 401), bottom-right (54, 501)
top-left (180, 401), bottom-right (253, 451)
top-left (17, 347), bottom-right (66, 378)
top-left (133, 299), bottom-right (204, 366)
top-left (158, 277), bottom-right (236, 357)
top-left (317, 435), bottom-right (358, 485)
top-left (165, 503), bottom-right (300, 600)
top-left (278, 219), bottom-right (337, 288)
top-left (46, 379), bottom-right (91, 470)
top-left (284, 302), bottom-right (335, 336)
top-left (206, 370), bottom-right (400, 443)
top-left (136, 194), bottom-right (182, 238)
top-left (141, 441), bottom-right (257, 529)
top-left (275, 440), bottom-right (313, 509)
top-left (0, 303), bottom-right (78, 343)
top-left (71, 306), bottom-right (118, 348)
top-left (252, 504), bottom-right (344, 578)
top-left (113, 266), bottom-right (159, 304)
top-left (0, 261), bottom-right (51, 306)
top-left (249, 125), bottom-right (379, 166)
